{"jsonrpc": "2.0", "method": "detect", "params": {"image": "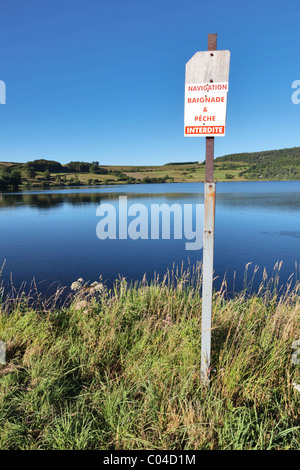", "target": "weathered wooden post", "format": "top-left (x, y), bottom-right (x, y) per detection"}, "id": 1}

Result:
top-left (184, 34), bottom-right (230, 384)
top-left (0, 340), bottom-right (6, 365)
